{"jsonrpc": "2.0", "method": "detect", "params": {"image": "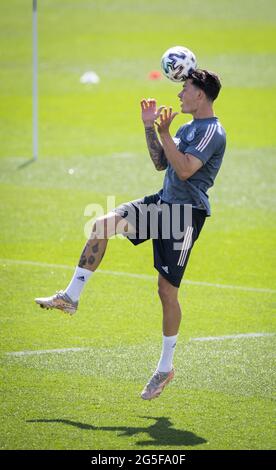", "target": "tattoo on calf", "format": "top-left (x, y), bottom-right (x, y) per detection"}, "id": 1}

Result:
top-left (88, 255), bottom-right (95, 265)
top-left (92, 243), bottom-right (99, 254)
top-left (79, 253), bottom-right (87, 267)
top-left (79, 242), bottom-right (99, 268)
top-left (79, 245), bottom-right (91, 268)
